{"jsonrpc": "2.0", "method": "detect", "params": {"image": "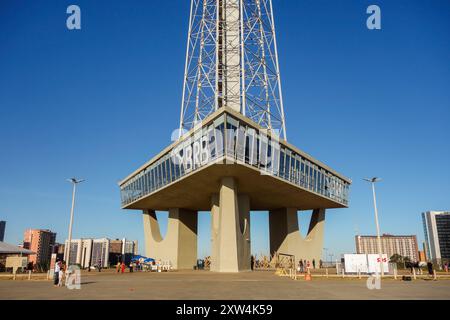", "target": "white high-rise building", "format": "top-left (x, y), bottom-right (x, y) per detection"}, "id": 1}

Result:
top-left (422, 211), bottom-right (450, 264)
top-left (64, 239), bottom-right (92, 268)
top-left (91, 238), bottom-right (110, 268)
top-left (64, 238), bottom-right (136, 268)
